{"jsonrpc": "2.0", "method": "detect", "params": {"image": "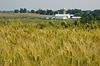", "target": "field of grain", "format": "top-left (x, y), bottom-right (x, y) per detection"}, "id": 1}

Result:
top-left (0, 13), bottom-right (42, 17)
top-left (0, 13), bottom-right (44, 20)
top-left (0, 19), bottom-right (100, 66)
top-left (0, 13), bottom-right (15, 17)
